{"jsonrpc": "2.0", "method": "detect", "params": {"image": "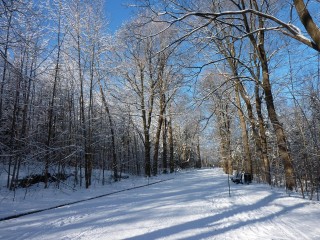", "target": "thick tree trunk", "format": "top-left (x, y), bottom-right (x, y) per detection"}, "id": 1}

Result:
top-left (294, 0), bottom-right (320, 51)
top-left (259, 45), bottom-right (295, 190)
top-left (196, 133), bottom-right (202, 169)
top-left (140, 67), bottom-right (154, 177)
top-left (235, 82), bottom-right (252, 174)
top-left (237, 79), bottom-right (271, 184)
top-left (133, 134), bottom-right (141, 175)
top-left (238, 80), bottom-right (268, 182)
top-left (255, 83), bottom-right (271, 185)
top-left (152, 93), bottom-right (165, 175)
top-left (241, 0), bottom-right (295, 190)
top-left (144, 130), bottom-right (151, 177)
